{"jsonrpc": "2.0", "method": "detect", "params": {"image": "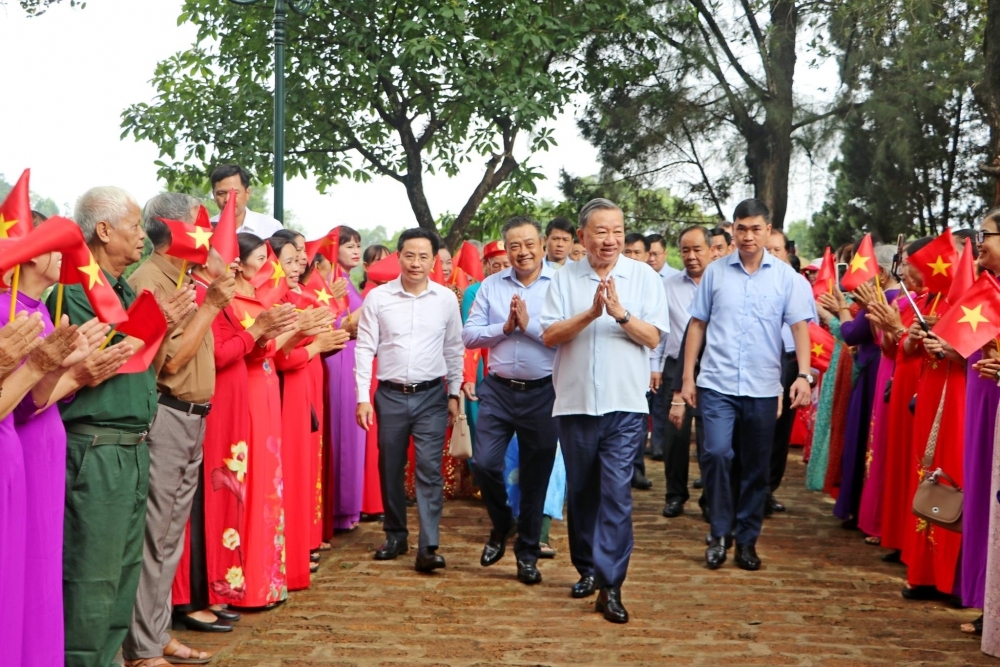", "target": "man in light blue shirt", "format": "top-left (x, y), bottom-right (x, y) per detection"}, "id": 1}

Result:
top-left (463, 216), bottom-right (558, 586)
top-left (681, 199), bottom-right (813, 573)
top-left (540, 198), bottom-right (669, 624)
